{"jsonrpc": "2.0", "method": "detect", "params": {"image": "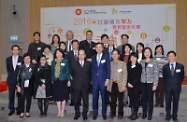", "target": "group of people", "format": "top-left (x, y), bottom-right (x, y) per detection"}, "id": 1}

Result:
top-left (6, 30), bottom-right (184, 121)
